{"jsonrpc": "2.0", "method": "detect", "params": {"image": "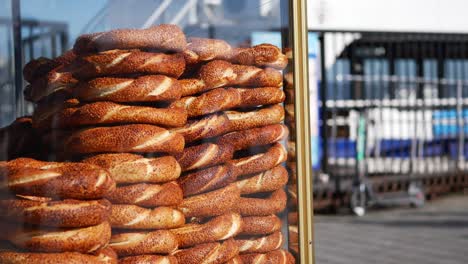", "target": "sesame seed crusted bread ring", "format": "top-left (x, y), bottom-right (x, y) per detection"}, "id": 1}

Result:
top-left (170, 88), bottom-right (241, 118)
top-left (231, 43), bottom-right (288, 70)
top-left (185, 38), bottom-right (287, 69)
top-left (177, 184), bottom-right (240, 218)
top-left (235, 231), bottom-right (283, 254)
top-left (239, 215), bottom-right (282, 236)
top-left (199, 60), bottom-right (282, 89)
top-left (33, 100), bottom-right (187, 130)
top-left (73, 24), bottom-right (187, 54)
top-left (106, 181), bottom-right (183, 207)
top-left (70, 50), bottom-right (185, 79)
top-left (73, 75), bottom-right (182, 103)
top-left (119, 255), bottom-right (178, 264)
top-left (237, 87), bottom-right (285, 107)
top-left (24, 66), bottom-right (77, 103)
top-left (8, 221), bottom-right (111, 253)
top-left (171, 213), bottom-right (242, 248)
top-left (179, 78), bottom-right (207, 97)
top-left (178, 164), bottom-right (238, 197)
top-left (184, 37), bottom-right (232, 64)
top-left (0, 158), bottom-right (115, 199)
top-left (175, 143), bottom-right (234, 172)
top-left (225, 104), bottom-right (285, 132)
top-left (234, 189), bottom-right (287, 217)
top-left (235, 165), bottom-right (288, 195)
top-left (109, 230), bottom-right (178, 257)
top-left (228, 142), bottom-right (287, 177)
top-left (0, 197), bottom-right (111, 228)
top-left (172, 113), bottom-right (231, 143)
top-left (225, 256), bottom-right (243, 264)
top-left (0, 247), bottom-right (118, 264)
top-left (218, 124), bottom-right (289, 151)
top-left (63, 124), bottom-right (184, 154)
top-left (239, 249), bottom-right (295, 264)
top-left (172, 238), bottom-right (239, 264)
top-left (23, 50), bottom-right (76, 83)
top-left (83, 154), bottom-right (181, 184)
top-left (170, 87), bottom-right (285, 118)
top-left (110, 205), bottom-right (184, 230)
